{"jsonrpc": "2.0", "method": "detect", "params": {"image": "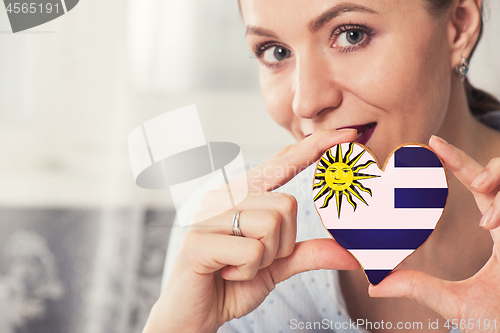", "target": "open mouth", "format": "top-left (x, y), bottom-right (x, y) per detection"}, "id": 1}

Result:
top-left (337, 122), bottom-right (377, 145)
